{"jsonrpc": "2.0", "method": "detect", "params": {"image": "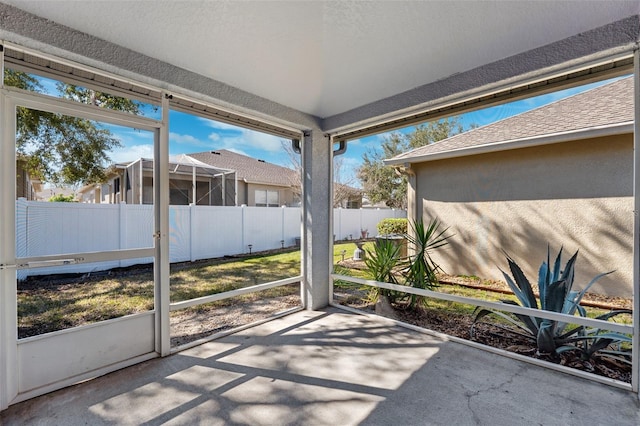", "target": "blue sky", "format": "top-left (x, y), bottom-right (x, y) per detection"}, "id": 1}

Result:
top-left (326, 77), bottom-right (623, 184)
top-left (106, 111), bottom-right (290, 166)
top-left (35, 74), bottom-right (624, 187)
